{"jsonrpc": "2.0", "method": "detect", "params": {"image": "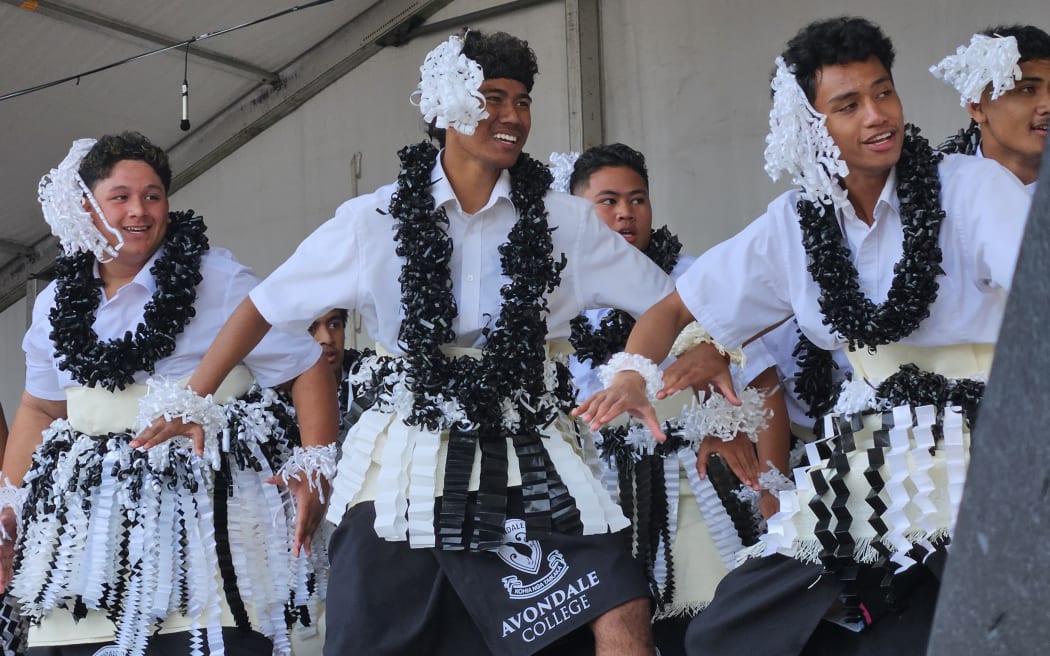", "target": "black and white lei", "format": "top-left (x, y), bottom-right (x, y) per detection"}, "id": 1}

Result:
top-left (49, 211), bottom-right (208, 392)
top-left (569, 226), bottom-right (682, 365)
top-left (386, 141), bottom-right (571, 433)
top-left (936, 120), bottom-right (982, 156)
